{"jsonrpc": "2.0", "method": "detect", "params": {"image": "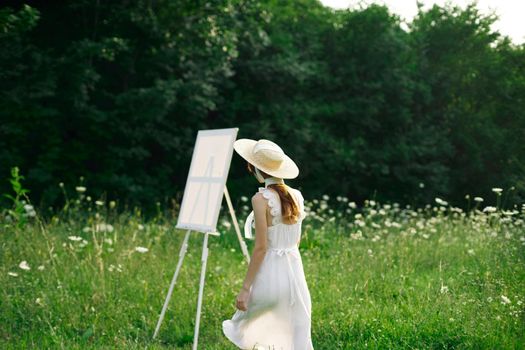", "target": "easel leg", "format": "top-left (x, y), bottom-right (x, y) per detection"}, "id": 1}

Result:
top-left (224, 186), bottom-right (251, 264)
top-left (153, 229), bottom-right (191, 339)
top-left (192, 232), bottom-right (209, 350)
